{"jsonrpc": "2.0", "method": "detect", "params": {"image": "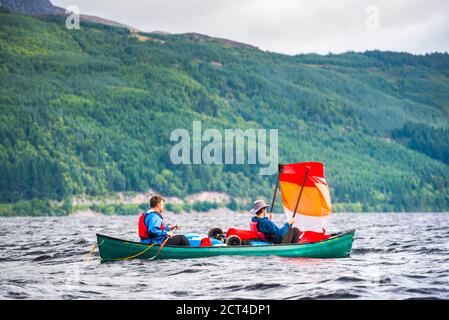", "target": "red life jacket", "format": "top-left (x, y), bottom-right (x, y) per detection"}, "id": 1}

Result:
top-left (138, 211), bottom-right (165, 239)
top-left (249, 221), bottom-right (267, 241)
